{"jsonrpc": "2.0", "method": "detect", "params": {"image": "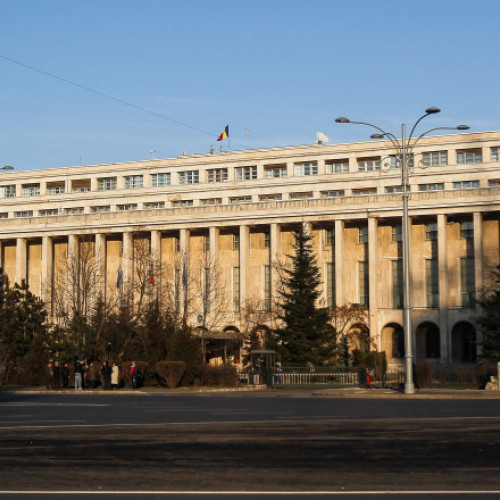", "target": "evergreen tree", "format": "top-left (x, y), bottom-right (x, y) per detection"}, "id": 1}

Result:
top-left (272, 225), bottom-right (335, 366)
top-left (476, 266), bottom-right (500, 362)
